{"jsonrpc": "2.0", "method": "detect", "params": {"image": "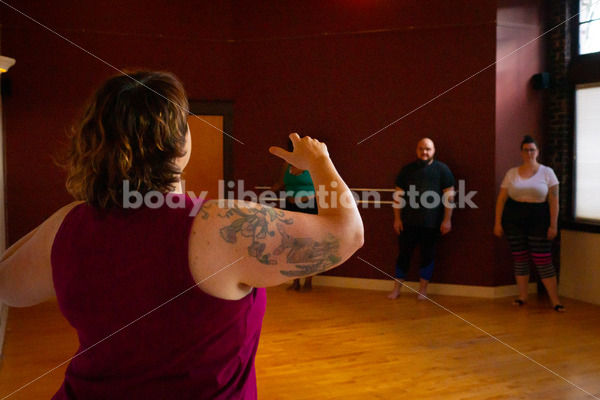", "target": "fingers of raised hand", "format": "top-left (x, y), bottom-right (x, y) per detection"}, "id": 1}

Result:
top-left (269, 146), bottom-right (291, 162)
